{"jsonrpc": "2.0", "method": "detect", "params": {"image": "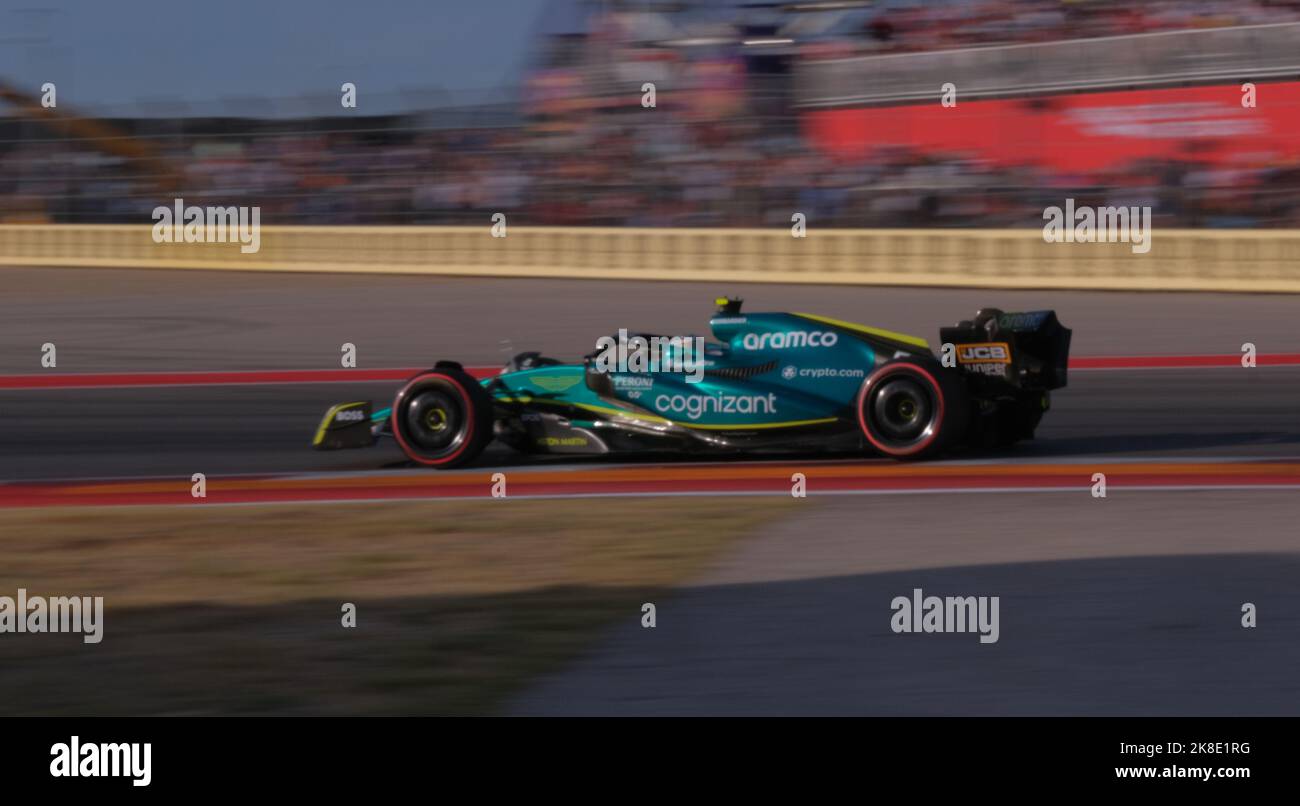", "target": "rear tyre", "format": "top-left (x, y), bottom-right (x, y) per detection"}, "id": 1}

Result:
top-left (391, 368), bottom-right (494, 468)
top-left (858, 359), bottom-right (969, 458)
